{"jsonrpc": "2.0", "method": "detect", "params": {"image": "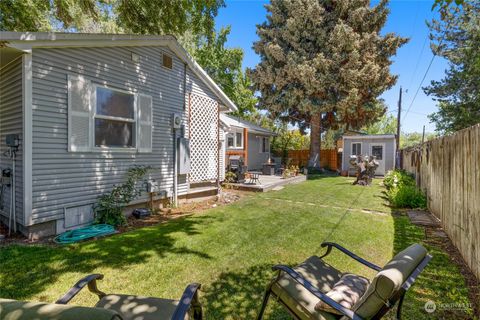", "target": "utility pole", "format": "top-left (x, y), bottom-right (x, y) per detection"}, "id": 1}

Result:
top-left (396, 86), bottom-right (402, 168)
top-left (421, 125), bottom-right (426, 144)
